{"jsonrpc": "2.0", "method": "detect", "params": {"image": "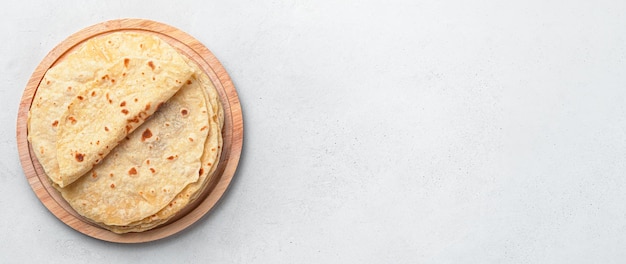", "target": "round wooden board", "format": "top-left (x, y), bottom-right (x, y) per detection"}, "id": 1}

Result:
top-left (15, 19), bottom-right (243, 243)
